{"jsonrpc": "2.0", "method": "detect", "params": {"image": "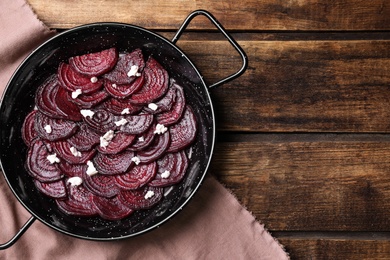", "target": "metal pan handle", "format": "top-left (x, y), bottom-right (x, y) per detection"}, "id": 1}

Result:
top-left (172, 10), bottom-right (248, 89)
top-left (0, 216), bottom-right (36, 250)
